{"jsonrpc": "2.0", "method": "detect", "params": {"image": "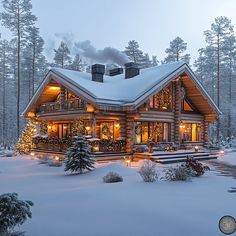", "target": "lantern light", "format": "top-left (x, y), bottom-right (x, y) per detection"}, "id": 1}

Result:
top-left (194, 146), bottom-right (199, 153)
top-left (85, 126), bottom-right (91, 131)
top-left (93, 146), bottom-right (99, 152)
top-left (124, 156), bottom-right (132, 167)
top-left (219, 150), bottom-right (225, 156)
top-left (179, 121), bottom-right (185, 129)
